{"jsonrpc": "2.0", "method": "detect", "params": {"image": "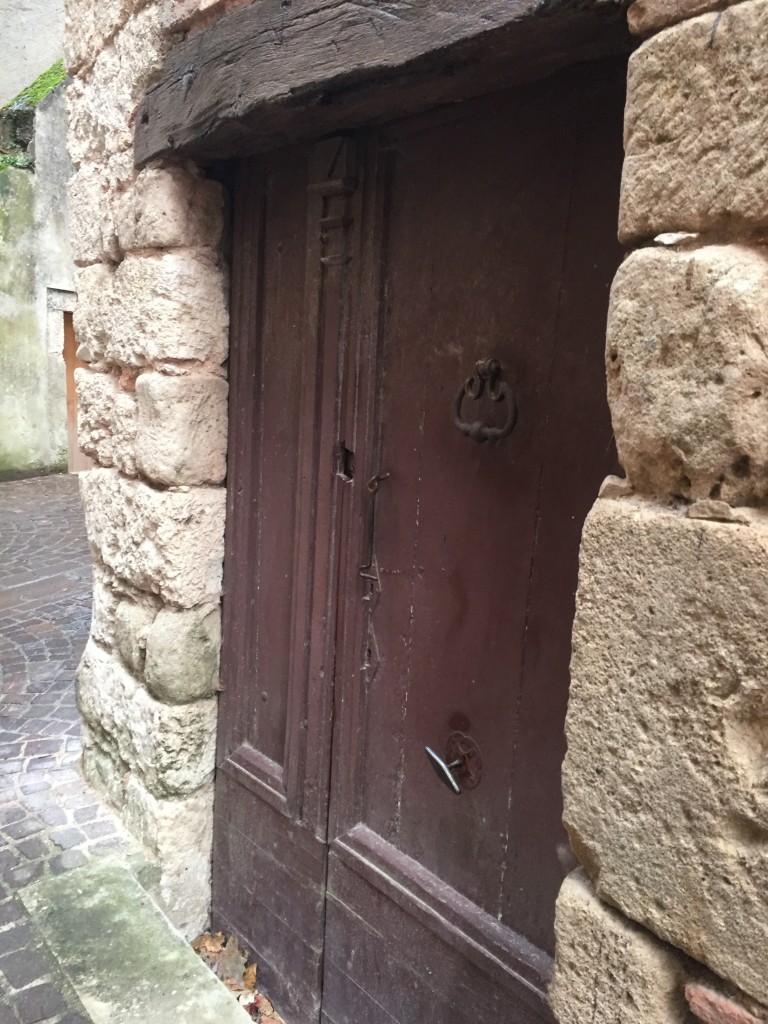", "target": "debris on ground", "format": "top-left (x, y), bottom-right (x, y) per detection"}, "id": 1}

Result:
top-left (192, 932), bottom-right (286, 1022)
